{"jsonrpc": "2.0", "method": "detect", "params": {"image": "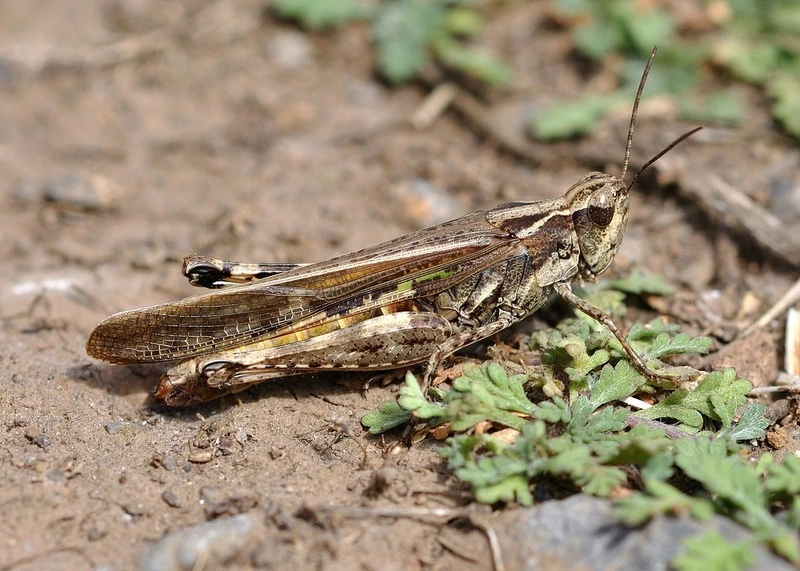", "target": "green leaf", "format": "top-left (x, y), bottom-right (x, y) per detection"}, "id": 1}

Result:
top-left (725, 403), bottom-right (769, 441)
top-left (434, 39), bottom-right (513, 86)
top-left (553, 0), bottom-right (592, 14)
top-left (271, 0), bottom-right (366, 30)
top-left (624, 319), bottom-right (711, 377)
top-left (570, 2), bottom-right (674, 60)
top-left (627, 318), bottom-right (681, 340)
top-left (529, 93), bottom-right (622, 141)
top-left (673, 531), bottom-right (756, 571)
top-left (471, 473), bottom-right (532, 505)
top-left (619, 7), bottom-right (675, 55)
top-left (636, 370), bottom-right (752, 431)
top-left (582, 466), bottom-right (629, 496)
top-left (642, 332), bottom-right (713, 360)
top-left (583, 405), bottom-right (629, 435)
top-left (770, 531), bottom-right (800, 566)
top-left (675, 438), bottom-right (774, 532)
top-left (763, 453), bottom-right (800, 497)
top-left (719, 39), bottom-right (781, 84)
top-left (786, 496), bottom-right (800, 530)
top-left (443, 7), bottom-right (484, 37)
top-left (640, 448), bottom-right (675, 482)
top-left (769, 74), bottom-right (800, 140)
top-left (396, 363), bottom-right (538, 432)
top-left (573, 20), bottom-right (622, 60)
top-left (637, 390), bottom-right (704, 432)
top-left (397, 371), bottom-right (447, 420)
top-left (679, 89), bottom-right (746, 127)
top-left (589, 360), bottom-right (647, 409)
top-left (443, 393), bottom-right (674, 506)
top-left (614, 479), bottom-right (715, 526)
top-left (361, 400), bottom-right (413, 434)
top-left (543, 445), bottom-right (627, 496)
top-left (566, 394), bottom-right (593, 430)
top-left (446, 362), bottom-right (537, 431)
top-left (607, 269), bottom-right (674, 295)
top-left (446, 425), bottom-right (544, 506)
top-left (579, 287), bottom-right (628, 315)
top-left (763, 2), bottom-right (800, 34)
top-left (534, 397), bottom-right (570, 424)
top-left (372, 0), bottom-right (446, 84)
top-left (621, 55), bottom-right (701, 96)
top-left (440, 434), bottom-right (481, 470)
top-left (551, 334), bottom-right (610, 378)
